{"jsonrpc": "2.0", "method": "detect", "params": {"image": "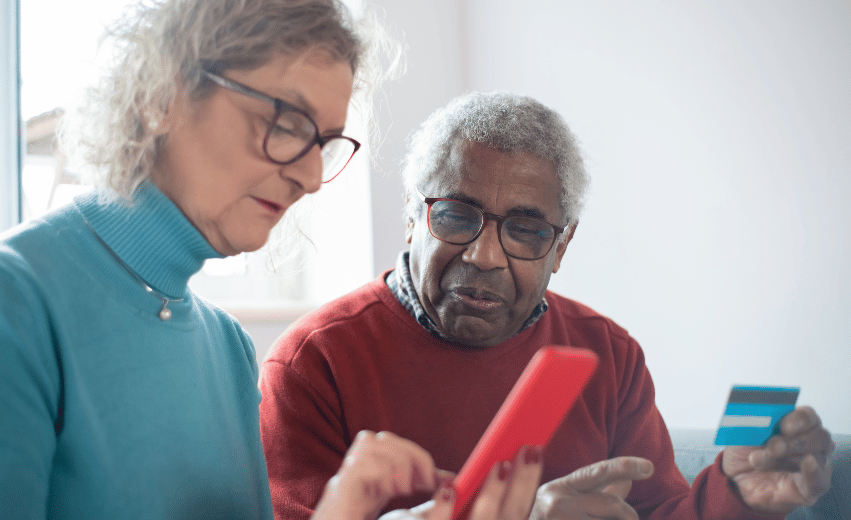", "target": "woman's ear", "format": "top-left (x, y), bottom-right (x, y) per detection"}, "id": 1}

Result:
top-left (141, 102), bottom-right (172, 137)
top-left (146, 77), bottom-right (191, 136)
